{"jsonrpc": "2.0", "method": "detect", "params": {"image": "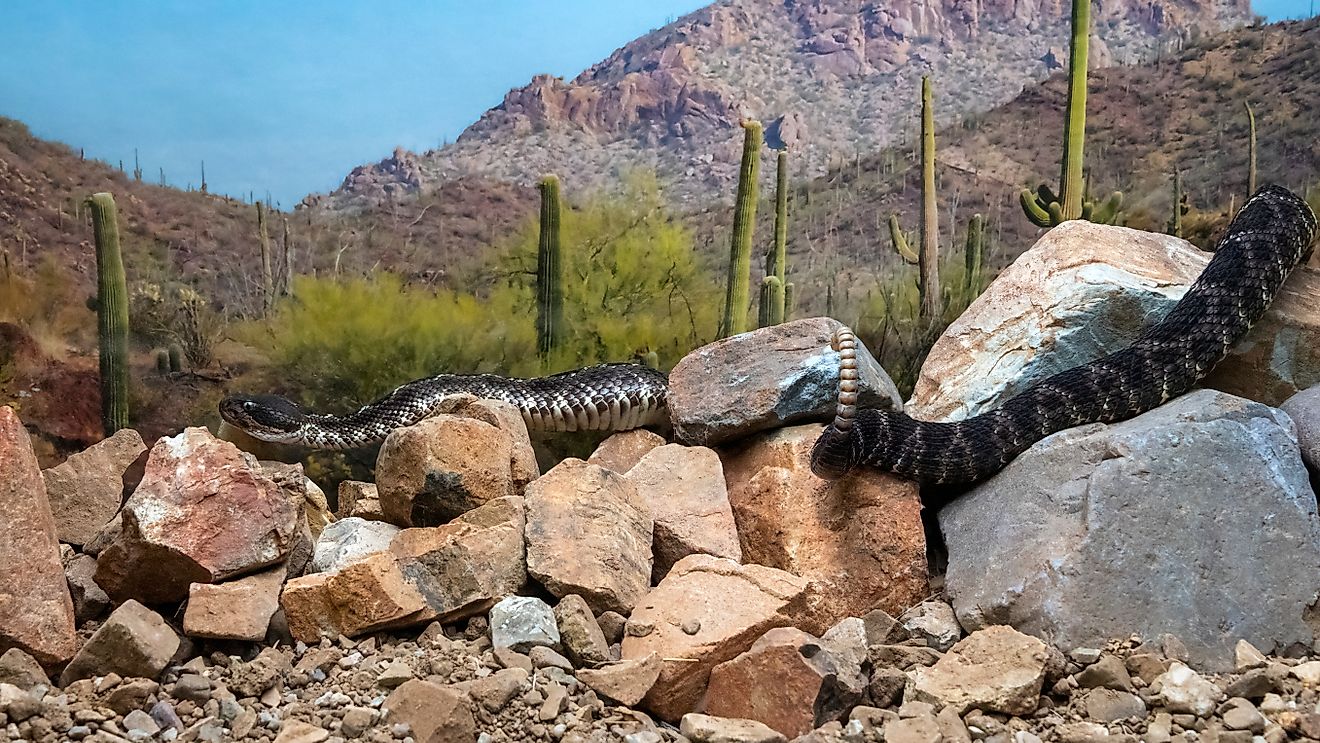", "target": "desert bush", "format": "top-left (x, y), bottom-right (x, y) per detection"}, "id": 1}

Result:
top-left (0, 254), bottom-right (91, 352)
top-left (130, 282), bottom-right (225, 368)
